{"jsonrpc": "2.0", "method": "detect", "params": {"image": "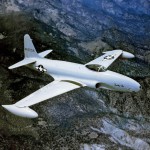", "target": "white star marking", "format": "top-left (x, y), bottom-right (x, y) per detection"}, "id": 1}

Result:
top-left (35, 65), bottom-right (47, 73)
